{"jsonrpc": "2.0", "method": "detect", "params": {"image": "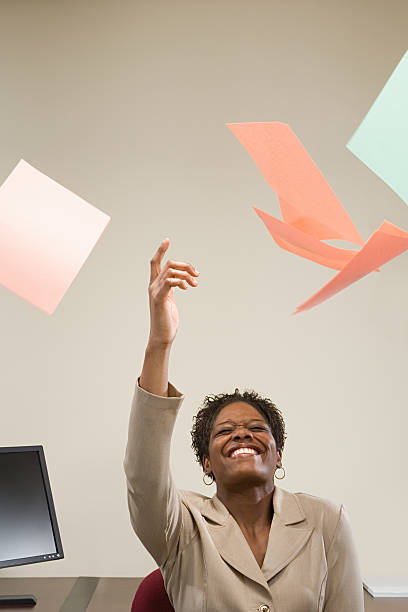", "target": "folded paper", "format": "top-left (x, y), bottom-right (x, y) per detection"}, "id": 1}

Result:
top-left (228, 122), bottom-right (364, 245)
top-left (295, 221), bottom-right (408, 313)
top-left (227, 122), bottom-right (408, 312)
top-left (347, 50), bottom-right (408, 205)
top-left (0, 159), bottom-right (110, 314)
top-left (253, 207), bottom-right (358, 270)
